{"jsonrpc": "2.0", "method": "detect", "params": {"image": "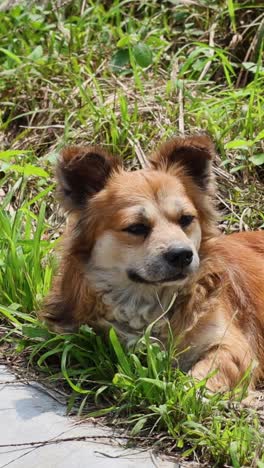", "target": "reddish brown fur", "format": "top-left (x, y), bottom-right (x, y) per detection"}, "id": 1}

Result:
top-left (171, 231), bottom-right (264, 389)
top-left (40, 135), bottom-right (264, 392)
